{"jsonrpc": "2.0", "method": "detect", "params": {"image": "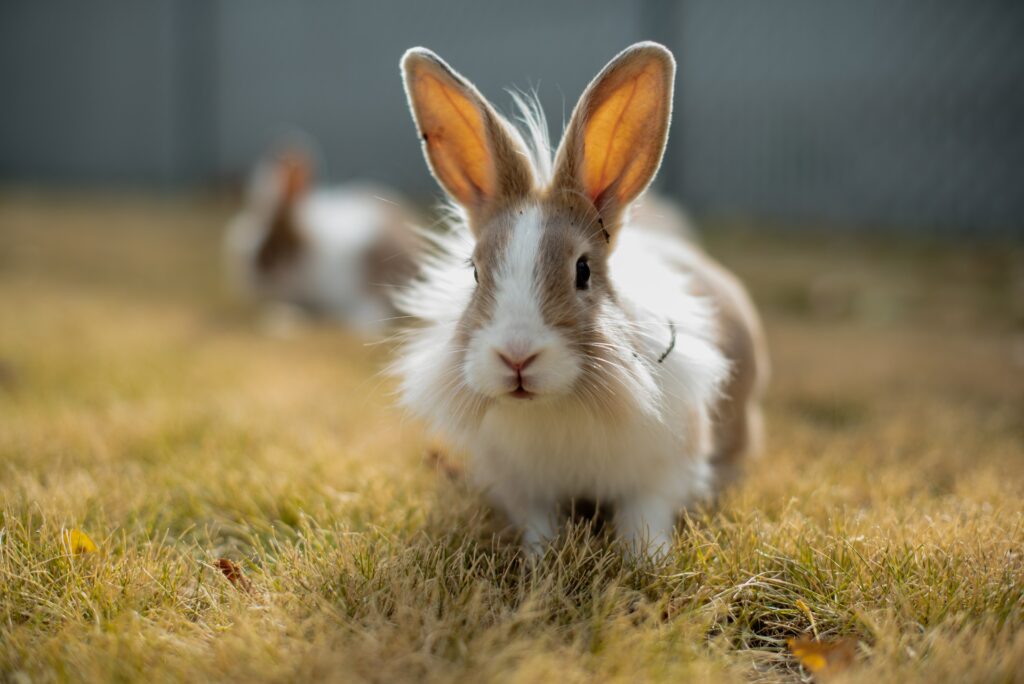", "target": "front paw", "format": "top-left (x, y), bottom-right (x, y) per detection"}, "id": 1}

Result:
top-left (615, 497), bottom-right (676, 560)
top-left (520, 516), bottom-right (555, 559)
top-left (622, 531), bottom-right (673, 561)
